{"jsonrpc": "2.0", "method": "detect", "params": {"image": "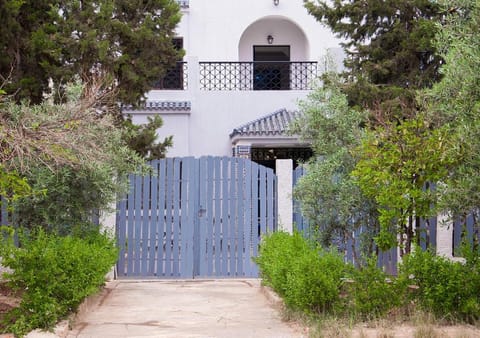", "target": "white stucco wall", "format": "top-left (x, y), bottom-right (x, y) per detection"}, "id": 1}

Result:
top-left (135, 1), bottom-right (343, 158)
